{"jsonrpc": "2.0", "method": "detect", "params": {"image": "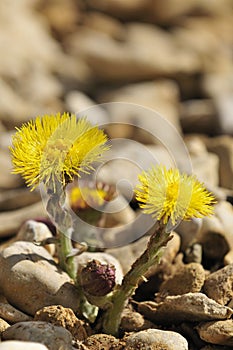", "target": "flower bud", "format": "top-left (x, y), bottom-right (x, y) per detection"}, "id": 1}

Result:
top-left (80, 260), bottom-right (116, 297)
